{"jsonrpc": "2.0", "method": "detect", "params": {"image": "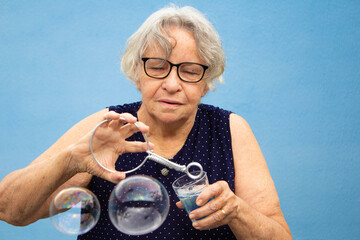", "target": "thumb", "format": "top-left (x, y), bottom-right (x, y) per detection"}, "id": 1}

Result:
top-left (110, 171), bottom-right (126, 183)
top-left (98, 169), bottom-right (126, 184)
